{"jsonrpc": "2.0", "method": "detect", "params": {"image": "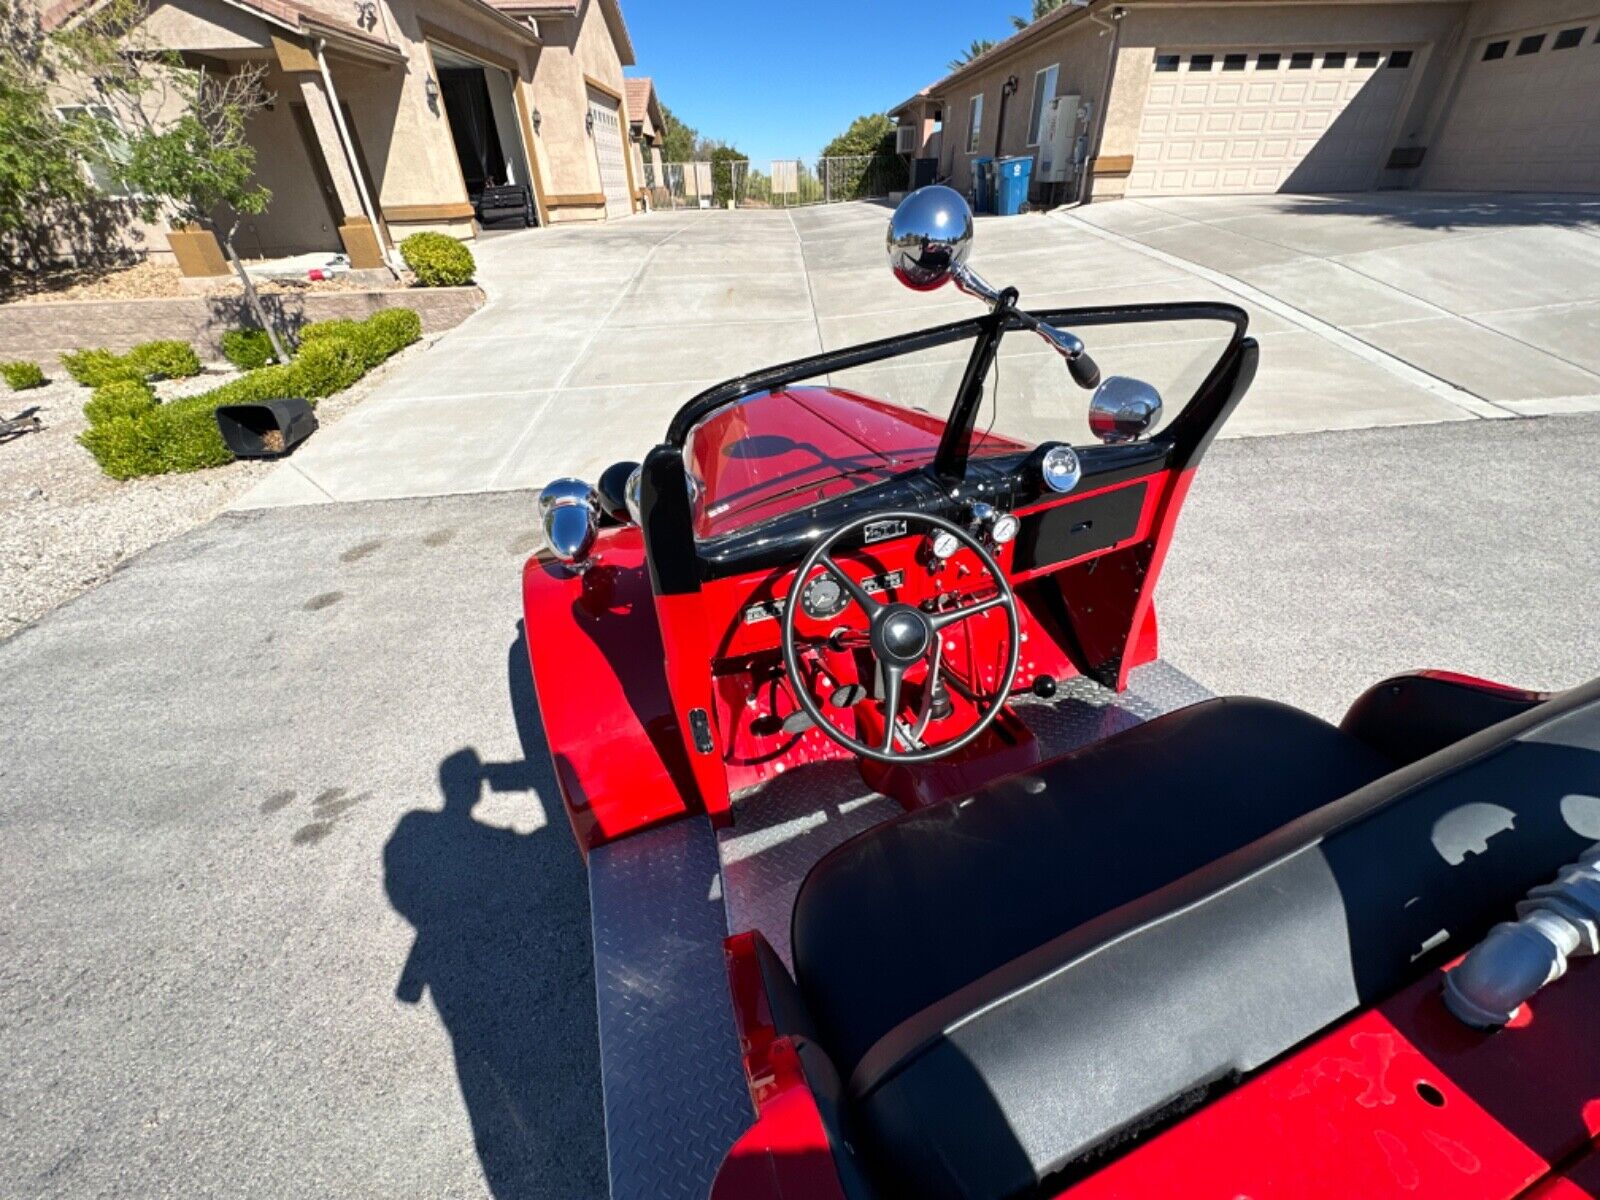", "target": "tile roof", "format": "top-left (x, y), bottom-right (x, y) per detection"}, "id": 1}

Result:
top-left (624, 77), bottom-right (651, 117)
